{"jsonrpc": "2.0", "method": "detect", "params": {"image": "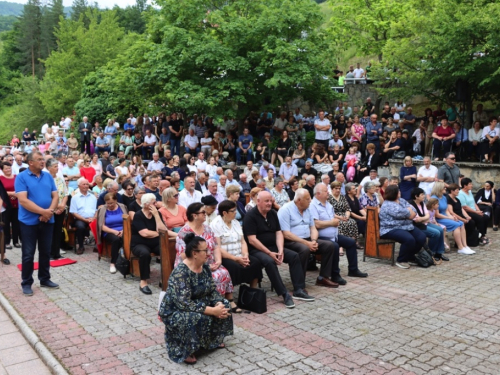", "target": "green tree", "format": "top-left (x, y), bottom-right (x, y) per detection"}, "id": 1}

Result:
top-left (17, 0), bottom-right (42, 77)
top-left (374, 0), bottom-right (500, 118)
top-left (114, 0), bottom-right (338, 118)
top-left (40, 0), bottom-right (65, 62)
top-left (327, 0), bottom-right (405, 62)
top-left (39, 8), bottom-right (127, 118)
